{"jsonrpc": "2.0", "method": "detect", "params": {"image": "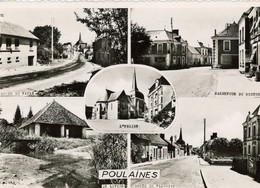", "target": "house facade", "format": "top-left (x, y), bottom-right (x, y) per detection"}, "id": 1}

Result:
top-left (142, 29), bottom-right (188, 70)
top-left (131, 134), bottom-right (169, 163)
top-left (20, 100), bottom-right (91, 139)
top-left (243, 106), bottom-right (260, 158)
top-left (0, 16), bottom-right (38, 69)
top-left (93, 69), bottom-right (146, 120)
top-left (212, 22), bottom-right (239, 68)
top-left (238, 7), bottom-right (254, 73)
top-left (62, 42), bottom-right (74, 59)
top-left (196, 41), bottom-right (212, 65)
top-left (93, 37), bottom-right (116, 67)
top-left (147, 76), bottom-right (175, 120)
top-left (187, 46), bottom-right (201, 66)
